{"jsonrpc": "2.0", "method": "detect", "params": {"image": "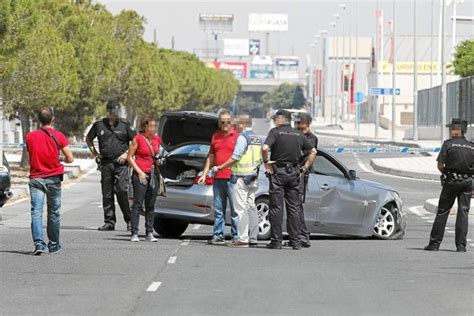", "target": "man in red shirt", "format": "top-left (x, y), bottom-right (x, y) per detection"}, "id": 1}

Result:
top-left (26, 107), bottom-right (74, 255)
top-left (198, 109), bottom-right (239, 244)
